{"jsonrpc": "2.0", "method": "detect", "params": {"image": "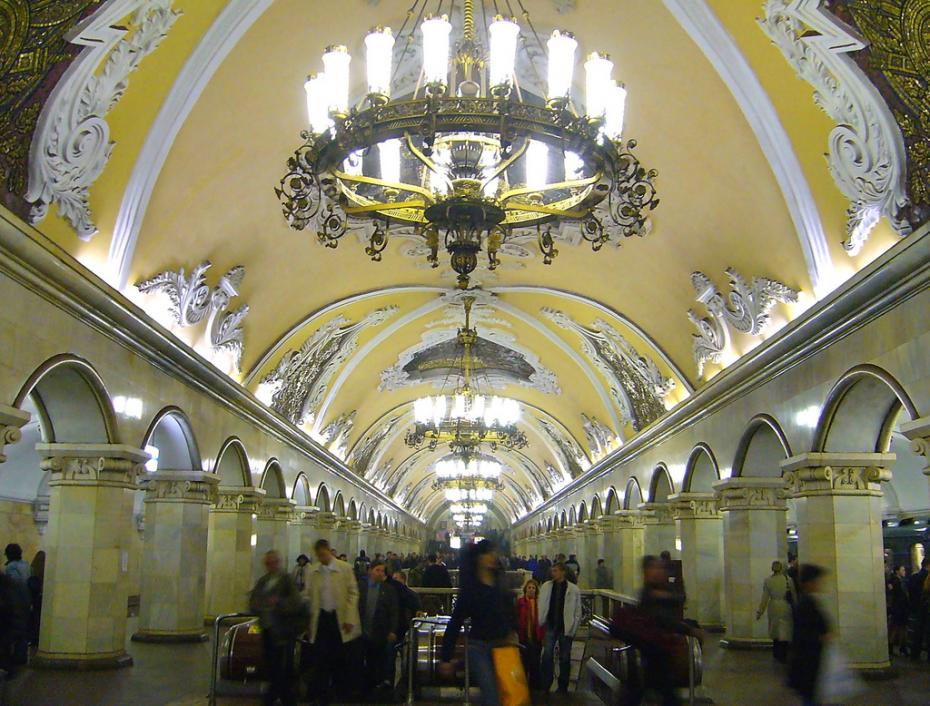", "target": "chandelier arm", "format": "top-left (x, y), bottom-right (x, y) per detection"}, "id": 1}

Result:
top-left (343, 200), bottom-right (427, 215)
top-left (504, 202), bottom-right (589, 219)
top-left (331, 169), bottom-right (437, 202)
top-left (499, 174), bottom-right (601, 204)
top-left (403, 133), bottom-right (454, 193)
top-left (479, 138), bottom-right (529, 191)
